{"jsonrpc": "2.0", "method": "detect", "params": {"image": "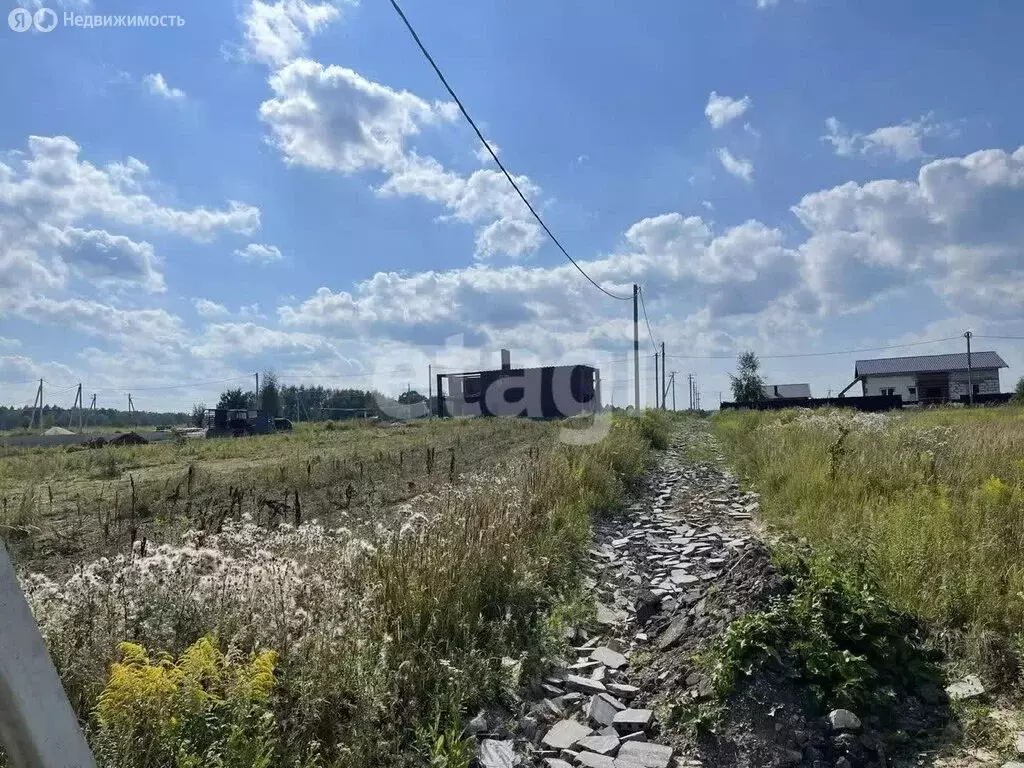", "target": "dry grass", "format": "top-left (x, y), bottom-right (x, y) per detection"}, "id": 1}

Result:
top-left (8, 411), bottom-right (672, 767)
top-left (0, 418), bottom-right (553, 573)
top-left (714, 406), bottom-right (1024, 640)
